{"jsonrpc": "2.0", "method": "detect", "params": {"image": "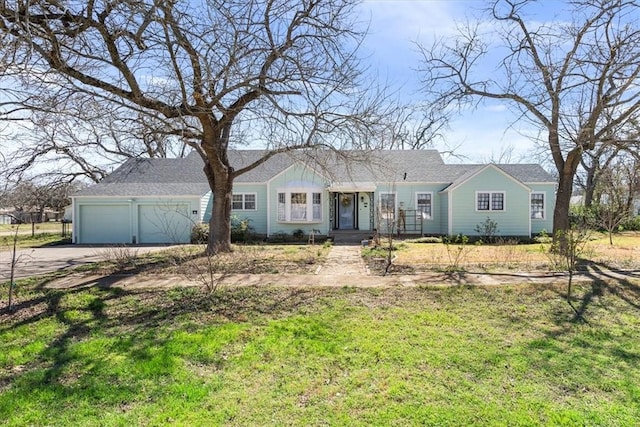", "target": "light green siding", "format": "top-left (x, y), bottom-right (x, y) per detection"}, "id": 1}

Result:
top-left (529, 183), bottom-right (556, 235)
top-left (373, 183), bottom-right (448, 235)
top-left (268, 164), bottom-right (331, 236)
top-left (449, 167), bottom-right (531, 237)
top-left (197, 164), bottom-right (556, 239)
top-left (231, 184), bottom-right (268, 235)
top-left (440, 192), bottom-right (449, 234)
